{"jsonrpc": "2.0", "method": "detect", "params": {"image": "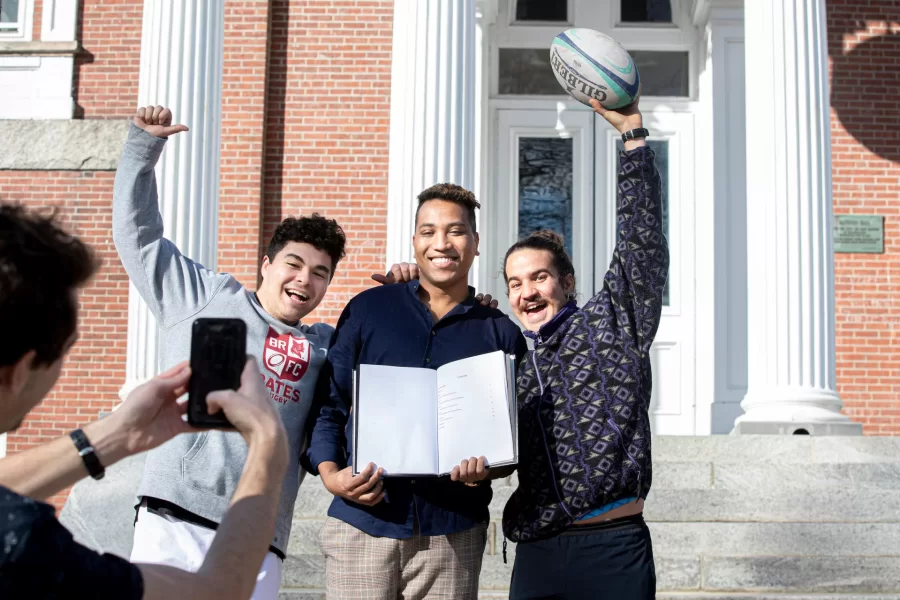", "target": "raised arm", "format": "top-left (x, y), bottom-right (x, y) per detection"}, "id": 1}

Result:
top-left (583, 98), bottom-right (669, 356)
top-left (112, 106), bottom-right (227, 328)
